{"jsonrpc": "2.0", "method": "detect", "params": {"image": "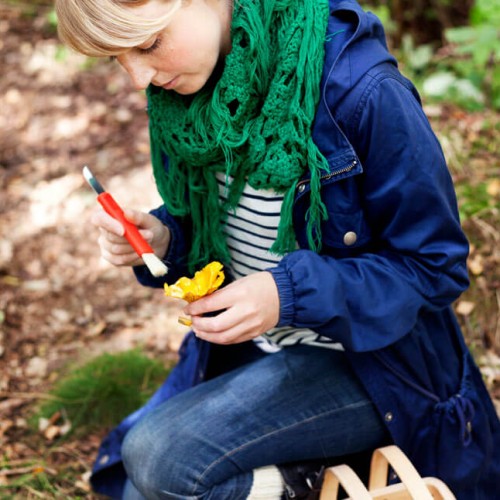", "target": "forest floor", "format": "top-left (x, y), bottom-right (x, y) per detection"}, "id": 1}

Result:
top-left (0, 3), bottom-right (499, 499)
